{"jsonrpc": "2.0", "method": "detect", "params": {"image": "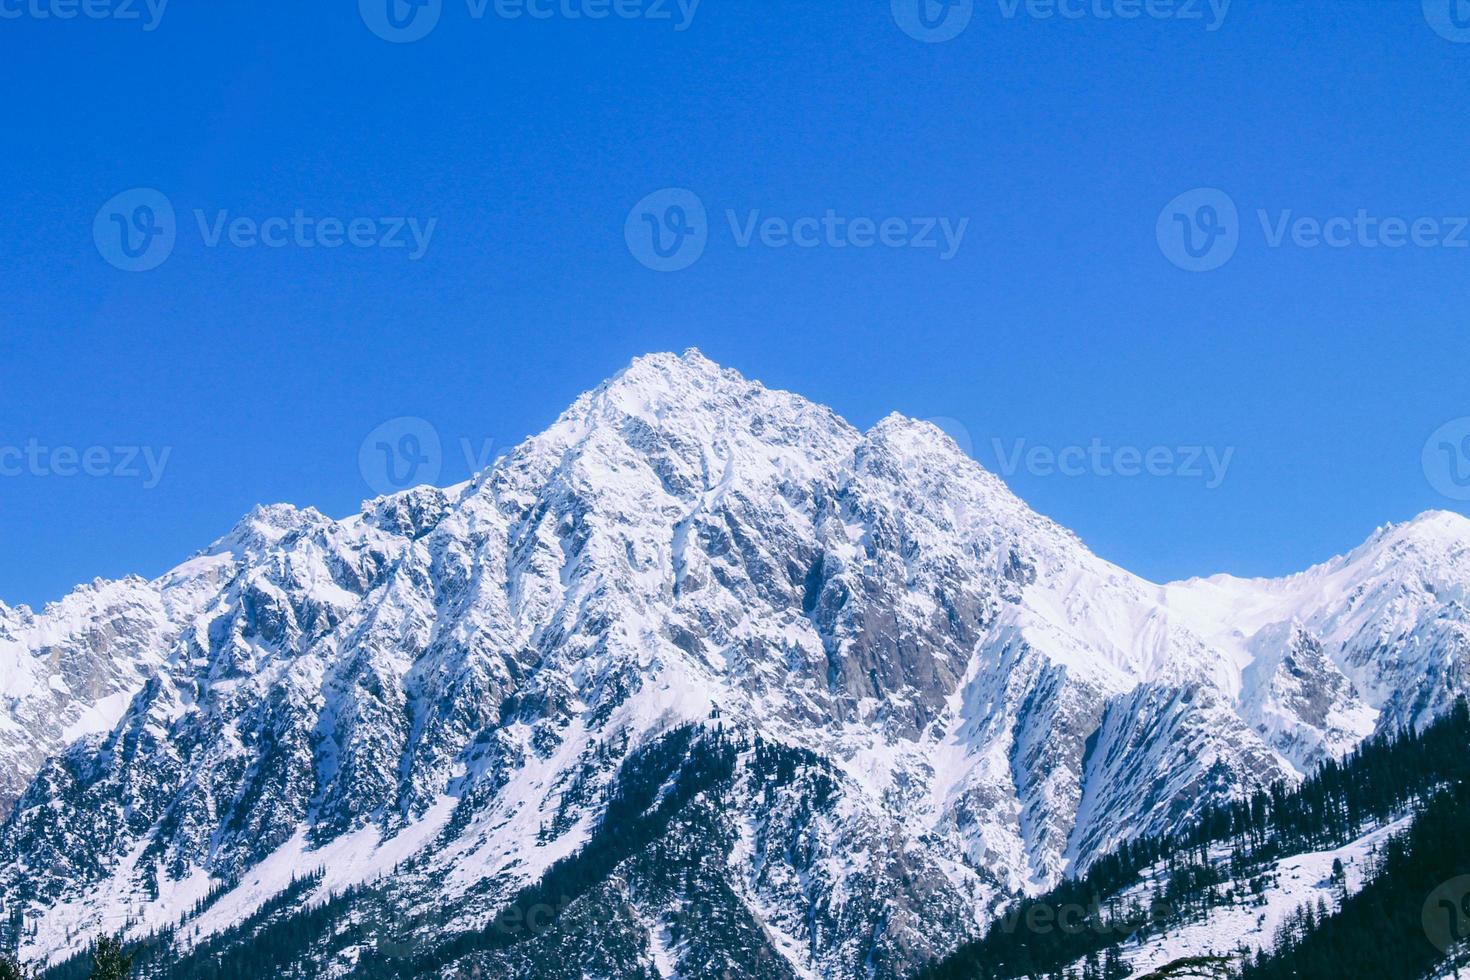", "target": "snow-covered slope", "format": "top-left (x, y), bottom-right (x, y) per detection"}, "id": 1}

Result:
top-left (1166, 511), bottom-right (1470, 771)
top-left (1068, 815), bottom-right (1410, 977)
top-left (0, 573), bottom-right (210, 816)
top-left (0, 351), bottom-right (1466, 978)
